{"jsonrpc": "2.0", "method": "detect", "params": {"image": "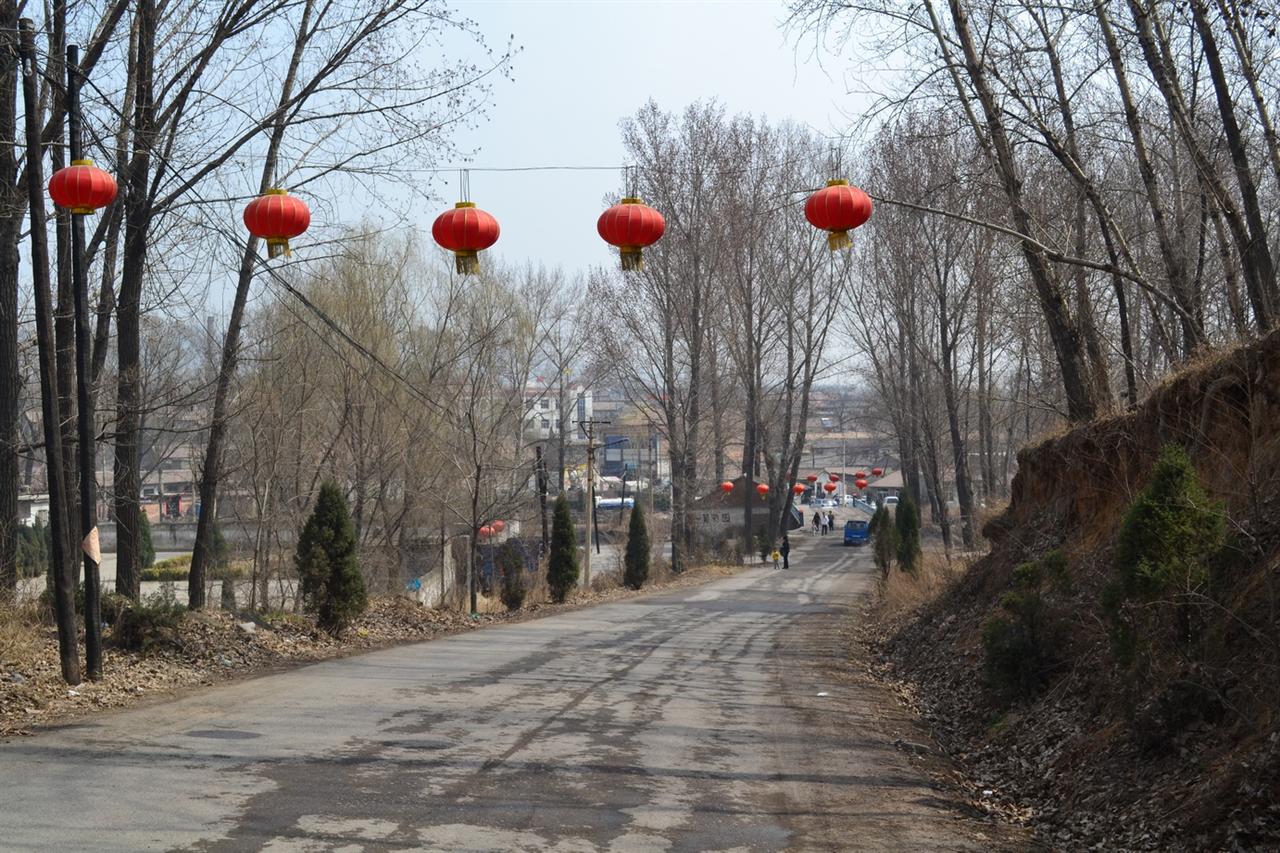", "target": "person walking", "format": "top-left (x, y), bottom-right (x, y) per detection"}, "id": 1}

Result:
top-left (780, 534), bottom-right (790, 570)
top-left (812, 513), bottom-right (820, 535)
top-left (828, 510), bottom-right (836, 532)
